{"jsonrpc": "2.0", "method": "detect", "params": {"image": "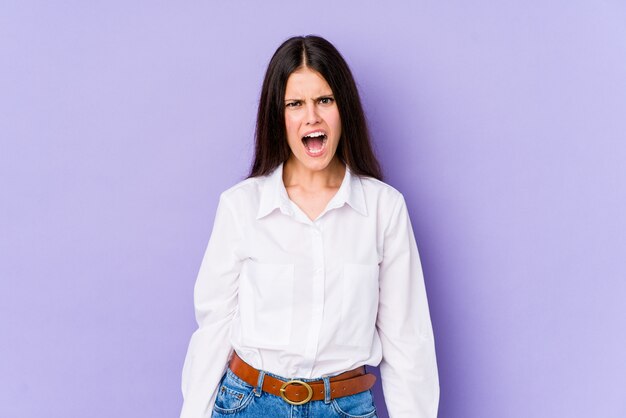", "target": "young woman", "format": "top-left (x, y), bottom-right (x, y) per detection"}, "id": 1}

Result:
top-left (180, 35), bottom-right (439, 418)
